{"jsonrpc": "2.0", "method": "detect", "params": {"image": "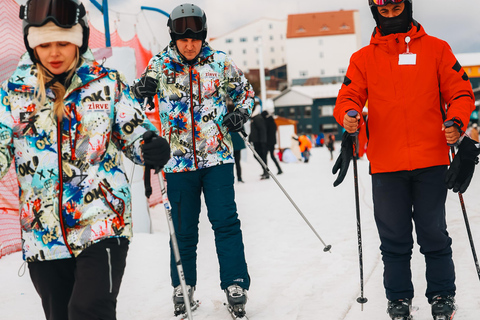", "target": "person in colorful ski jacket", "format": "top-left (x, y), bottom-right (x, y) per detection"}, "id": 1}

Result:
top-left (0, 1), bottom-right (170, 319)
top-left (132, 3), bottom-right (254, 317)
top-left (332, 1), bottom-right (478, 319)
